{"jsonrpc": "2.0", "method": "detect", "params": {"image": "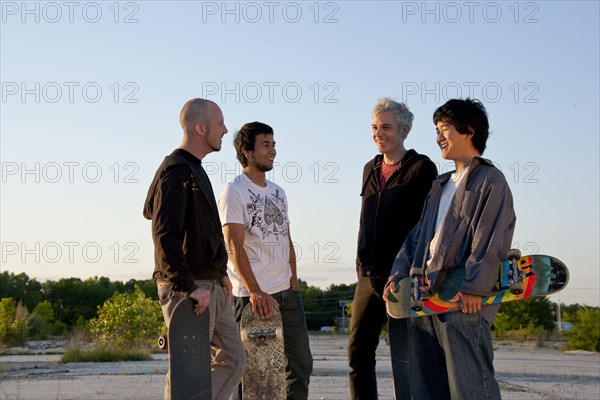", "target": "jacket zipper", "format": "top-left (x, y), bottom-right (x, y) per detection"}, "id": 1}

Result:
top-left (368, 154), bottom-right (410, 277)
